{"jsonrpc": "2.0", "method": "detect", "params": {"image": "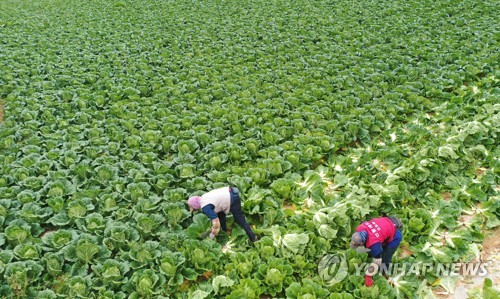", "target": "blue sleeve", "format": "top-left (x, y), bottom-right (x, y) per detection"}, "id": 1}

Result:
top-left (202, 204), bottom-right (217, 220)
top-left (368, 242), bottom-right (383, 258)
top-left (387, 230), bottom-right (402, 248)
